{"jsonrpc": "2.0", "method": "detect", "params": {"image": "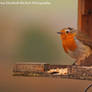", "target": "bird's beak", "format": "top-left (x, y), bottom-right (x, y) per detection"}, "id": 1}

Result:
top-left (57, 32), bottom-right (61, 34)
